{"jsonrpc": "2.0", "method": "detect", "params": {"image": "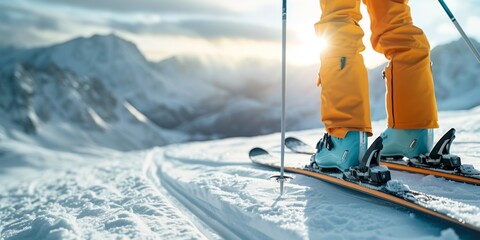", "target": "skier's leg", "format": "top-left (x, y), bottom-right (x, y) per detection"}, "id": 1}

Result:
top-left (363, 0), bottom-right (439, 130)
top-left (313, 0), bottom-right (370, 171)
top-left (314, 0), bottom-right (372, 139)
top-left (364, 0), bottom-right (439, 158)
